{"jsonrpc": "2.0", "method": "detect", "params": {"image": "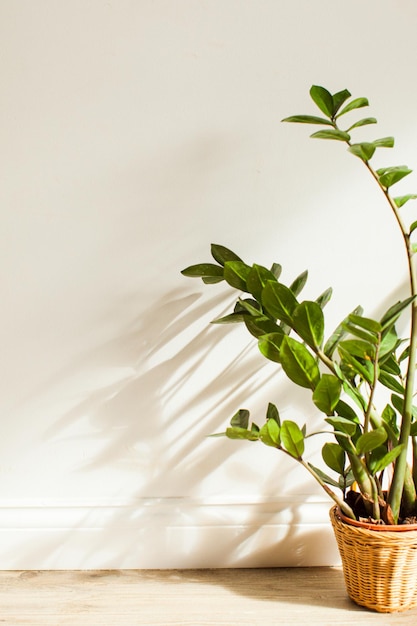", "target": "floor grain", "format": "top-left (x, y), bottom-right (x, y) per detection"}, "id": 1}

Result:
top-left (0, 568), bottom-right (416, 625)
